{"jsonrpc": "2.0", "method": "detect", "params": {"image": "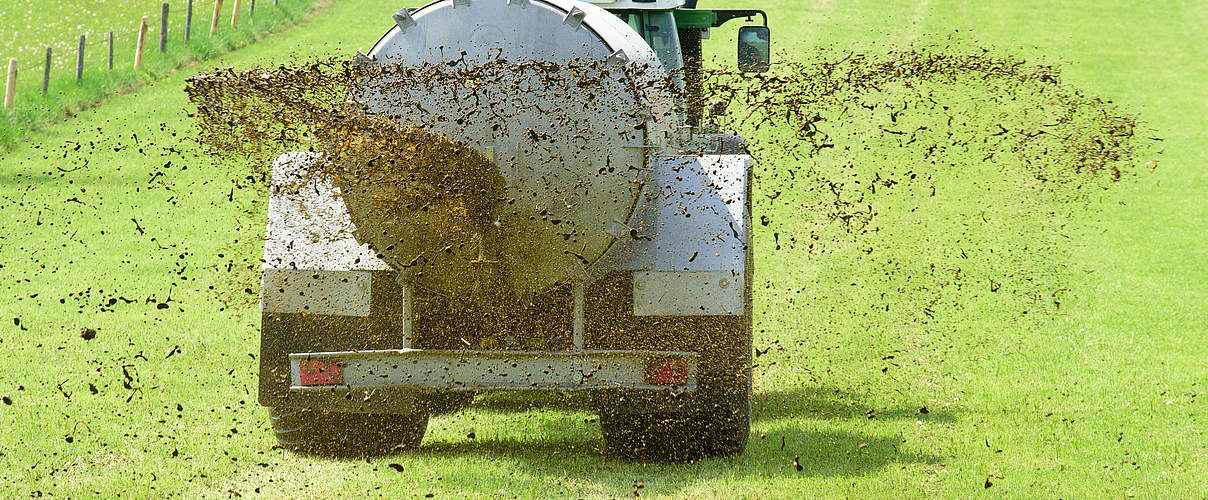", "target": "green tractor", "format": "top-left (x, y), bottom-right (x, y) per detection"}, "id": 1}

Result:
top-left (604, 0), bottom-right (770, 125)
